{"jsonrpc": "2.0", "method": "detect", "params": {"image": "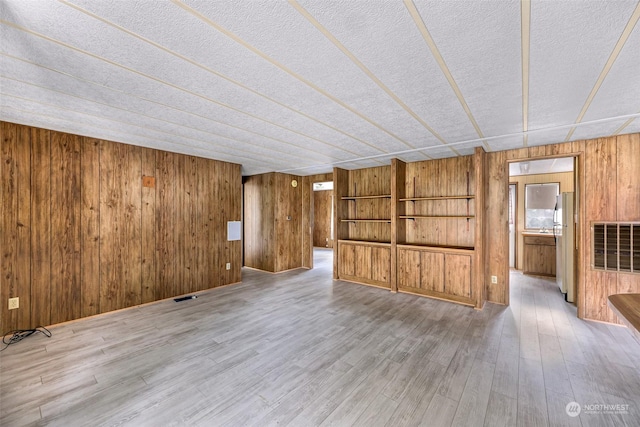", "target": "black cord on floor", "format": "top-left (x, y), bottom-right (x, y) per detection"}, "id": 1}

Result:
top-left (0, 326), bottom-right (52, 352)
